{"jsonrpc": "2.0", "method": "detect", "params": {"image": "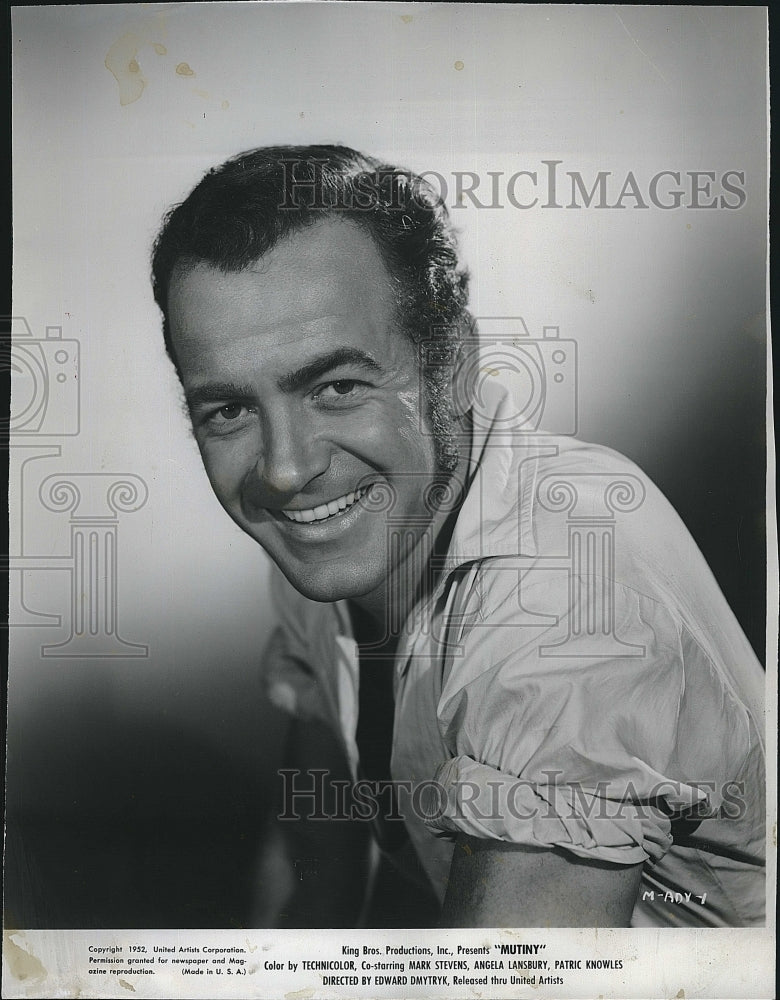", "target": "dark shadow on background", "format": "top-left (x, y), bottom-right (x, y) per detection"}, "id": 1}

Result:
top-left (648, 325), bottom-right (767, 665)
top-left (4, 686), bottom-right (442, 929)
top-left (4, 702), bottom-right (280, 928)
